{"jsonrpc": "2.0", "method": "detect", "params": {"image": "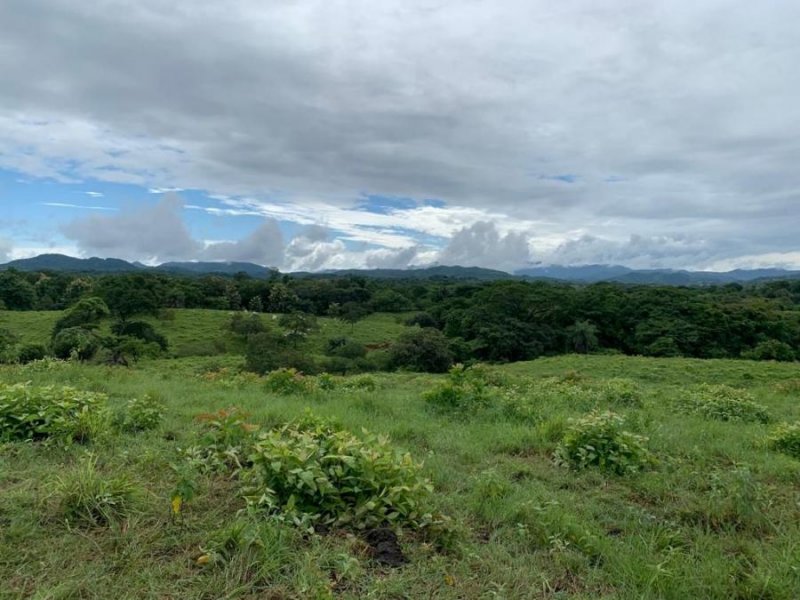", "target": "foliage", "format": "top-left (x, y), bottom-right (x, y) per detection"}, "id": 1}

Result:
top-left (389, 327), bottom-right (454, 373)
top-left (679, 384), bottom-right (770, 423)
top-left (325, 337), bottom-right (367, 360)
top-left (597, 378), bottom-right (643, 407)
top-left (405, 312), bottom-right (437, 328)
top-left (766, 422), bottom-right (800, 459)
top-left (110, 320), bottom-right (169, 350)
top-left (118, 394), bottom-right (165, 432)
top-left (264, 368), bottom-right (312, 395)
top-left (744, 339), bottom-right (795, 362)
top-left (0, 382), bottom-right (108, 443)
top-left (242, 415), bottom-right (438, 532)
top-left (228, 312), bottom-right (266, 338)
top-left (244, 330), bottom-right (319, 375)
top-left (182, 408), bottom-right (259, 474)
top-left (51, 327), bottom-right (100, 361)
top-left (278, 311), bottom-right (319, 347)
top-left (554, 411), bottom-right (653, 475)
top-left (423, 364), bottom-right (496, 412)
top-left (53, 455), bottom-right (137, 527)
top-left (52, 297), bottom-right (110, 336)
top-left (567, 320), bottom-right (599, 354)
top-left (17, 343), bottom-right (48, 364)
